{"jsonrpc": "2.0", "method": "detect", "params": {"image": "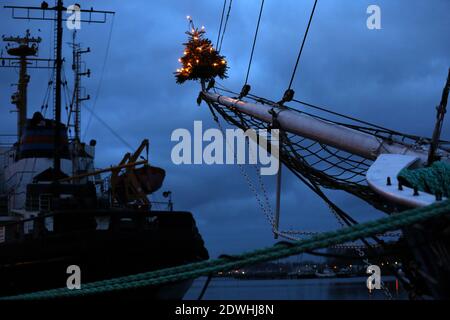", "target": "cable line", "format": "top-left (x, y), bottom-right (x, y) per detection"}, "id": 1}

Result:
top-left (244, 0), bottom-right (265, 86)
top-left (215, 0), bottom-right (227, 49)
top-left (288, 0), bottom-right (318, 90)
top-left (218, 0), bottom-right (233, 52)
top-left (83, 104), bottom-right (133, 151)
